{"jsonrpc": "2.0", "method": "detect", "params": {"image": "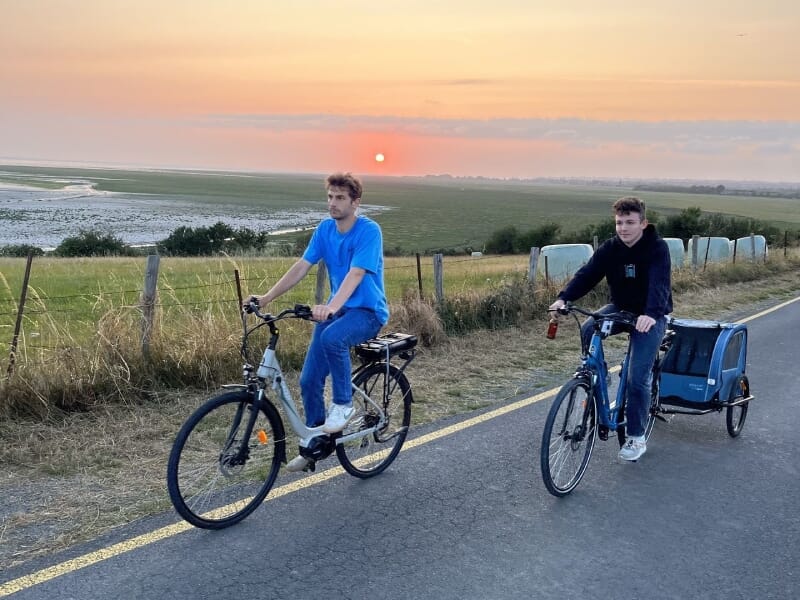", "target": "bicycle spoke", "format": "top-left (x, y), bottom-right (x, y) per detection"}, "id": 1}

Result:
top-left (541, 379), bottom-right (597, 496)
top-left (167, 392), bottom-right (282, 529)
top-left (336, 364), bottom-right (412, 478)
